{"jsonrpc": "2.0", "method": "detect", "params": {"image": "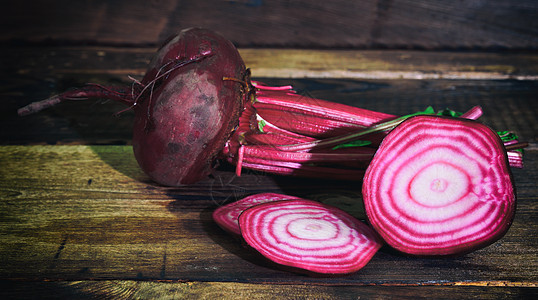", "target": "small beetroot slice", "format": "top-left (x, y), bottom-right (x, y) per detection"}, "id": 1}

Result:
top-left (363, 115), bottom-right (516, 256)
top-left (239, 199), bottom-right (383, 274)
top-left (213, 193), bottom-right (303, 237)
